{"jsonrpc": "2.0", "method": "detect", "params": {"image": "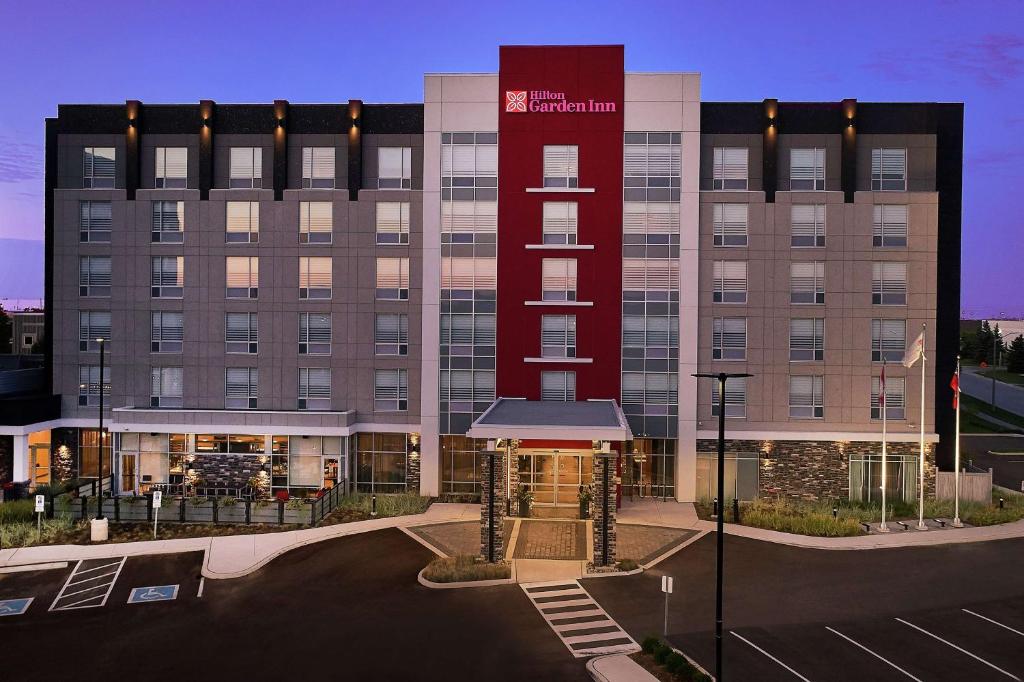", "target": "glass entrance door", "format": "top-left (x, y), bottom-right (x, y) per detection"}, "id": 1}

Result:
top-left (29, 444), bottom-right (51, 487)
top-left (120, 453), bottom-right (137, 494)
top-left (519, 451), bottom-right (590, 506)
